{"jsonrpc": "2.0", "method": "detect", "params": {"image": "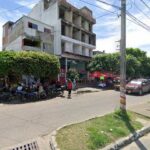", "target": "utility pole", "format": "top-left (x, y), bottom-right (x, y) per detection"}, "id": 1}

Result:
top-left (120, 0), bottom-right (126, 111)
top-left (115, 40), bottom-right (120, 51)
